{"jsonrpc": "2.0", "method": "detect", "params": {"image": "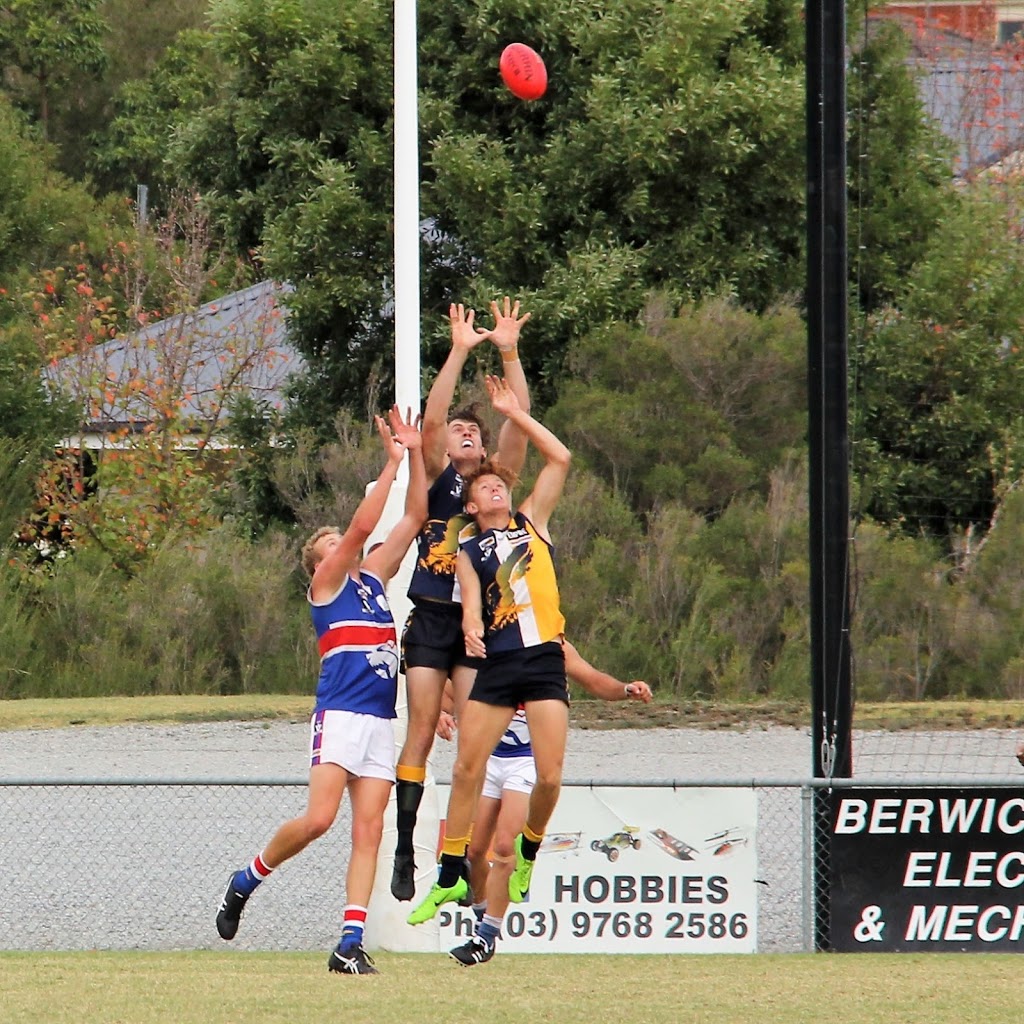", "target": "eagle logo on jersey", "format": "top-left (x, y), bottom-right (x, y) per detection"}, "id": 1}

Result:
top-left (487, 547), bottom-right (533, 631)
top-left (418, 514), bottom-right (477, 576)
